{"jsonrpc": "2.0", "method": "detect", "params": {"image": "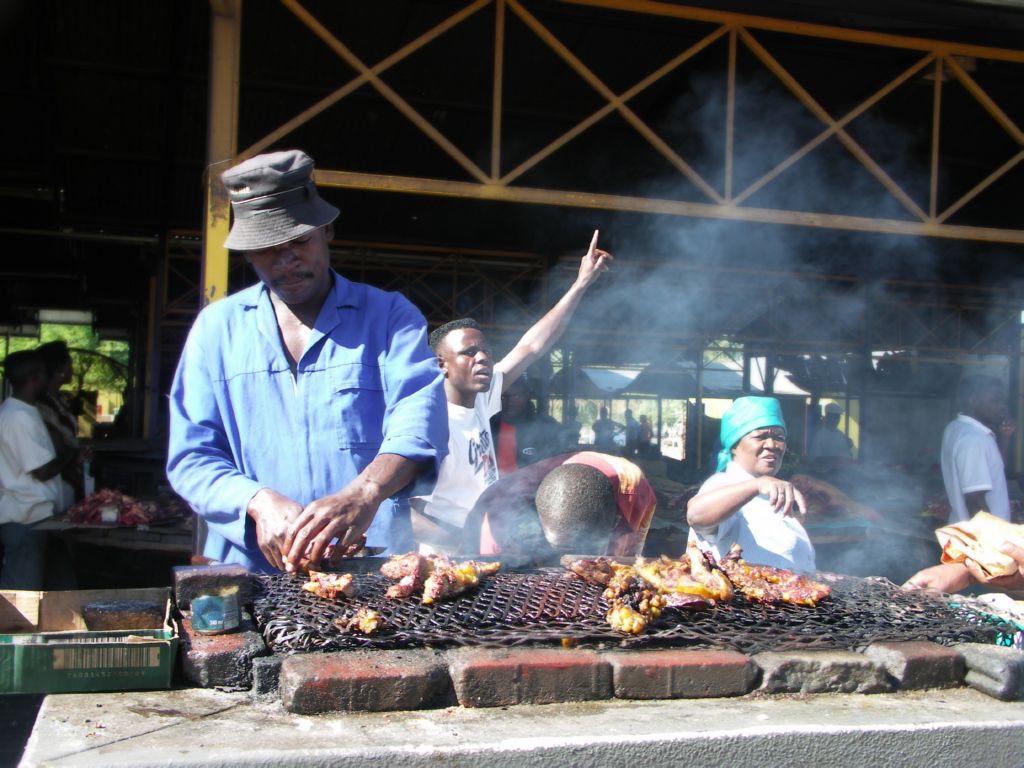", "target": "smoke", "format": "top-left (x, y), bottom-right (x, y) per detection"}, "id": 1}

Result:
top-left (486, 67), bottom-right (1021, 579)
